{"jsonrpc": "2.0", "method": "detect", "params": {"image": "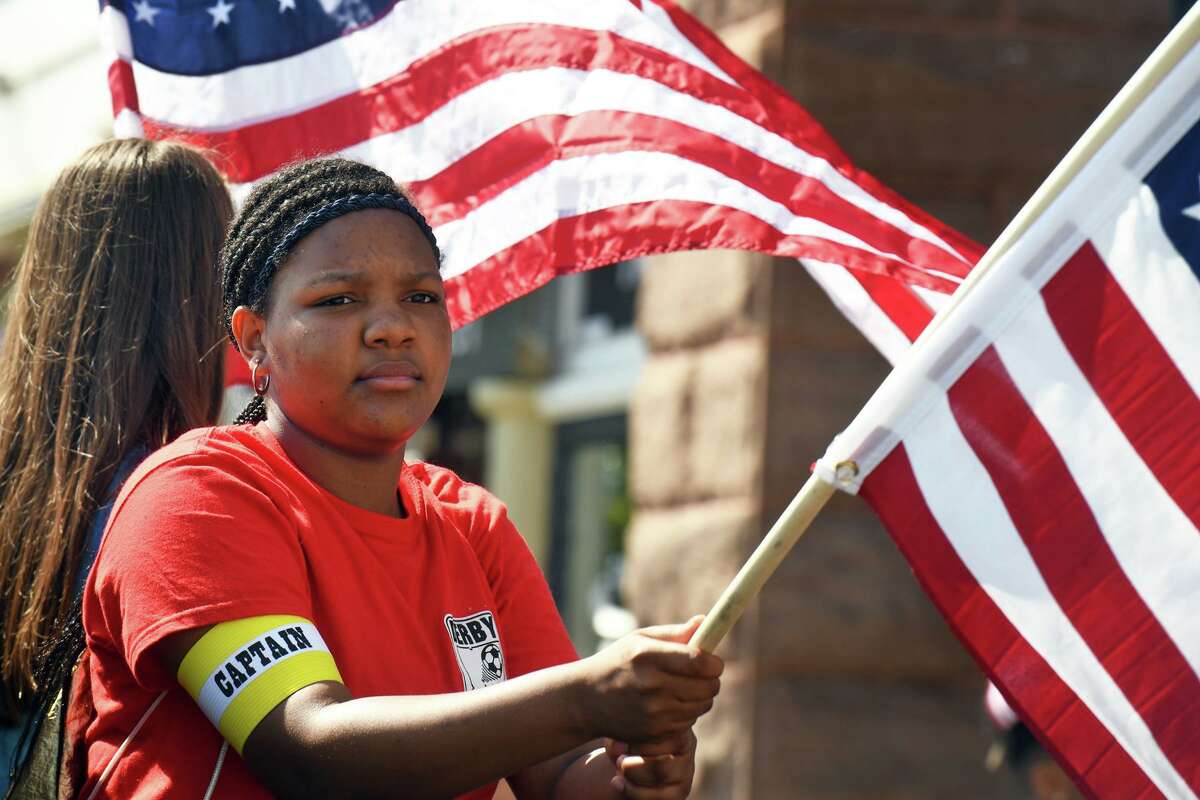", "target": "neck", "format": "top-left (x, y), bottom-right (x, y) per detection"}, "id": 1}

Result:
top-left (265, 412), bottom-right (407, 518)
